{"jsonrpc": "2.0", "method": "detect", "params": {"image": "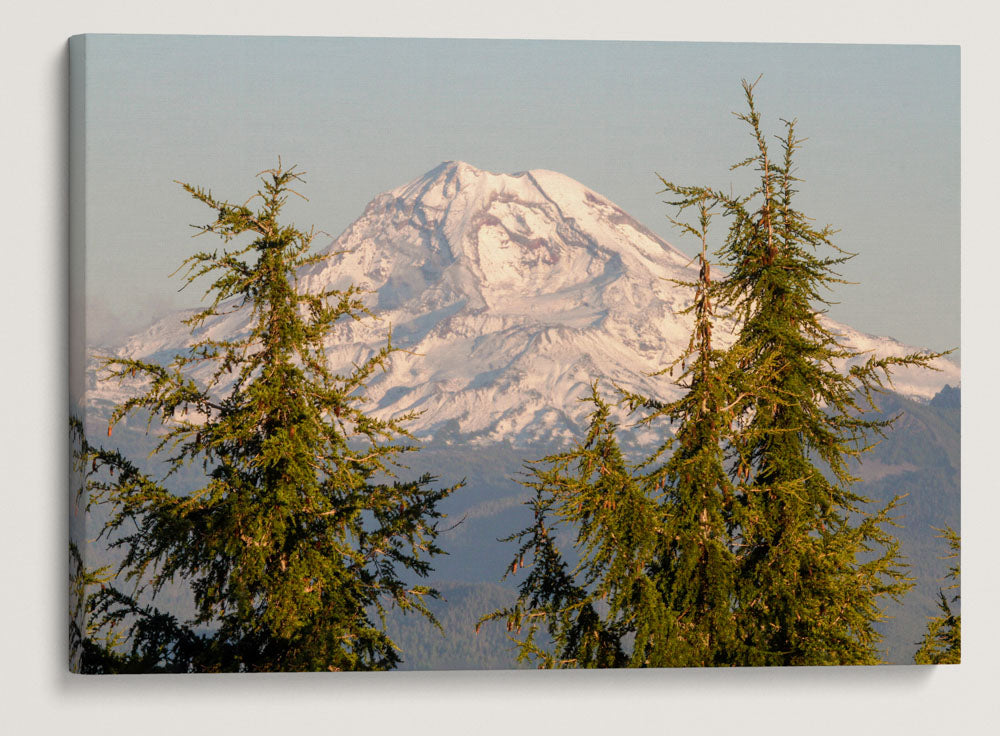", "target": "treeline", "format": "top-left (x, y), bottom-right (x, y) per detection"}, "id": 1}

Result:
top-left (70, 82), bottom-right (959, 673)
